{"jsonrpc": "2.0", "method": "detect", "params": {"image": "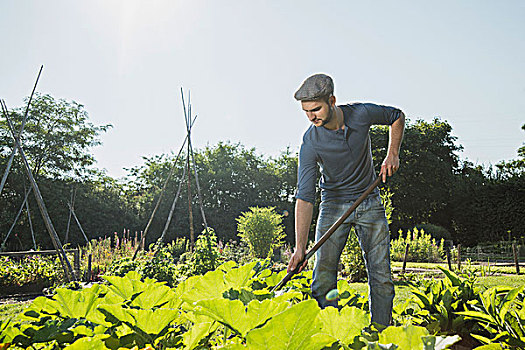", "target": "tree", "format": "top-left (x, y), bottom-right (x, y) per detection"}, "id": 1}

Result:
top-left (450, 124), bottom-right (525, 245)
top-left (124, 142), bottom-right (296, 244)
top-left (370, 118), bottom-right (462, 233)
top-left (0, 94), bottom-right (127, 250)
top-left (1, 93), bottom-right (111, 179)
